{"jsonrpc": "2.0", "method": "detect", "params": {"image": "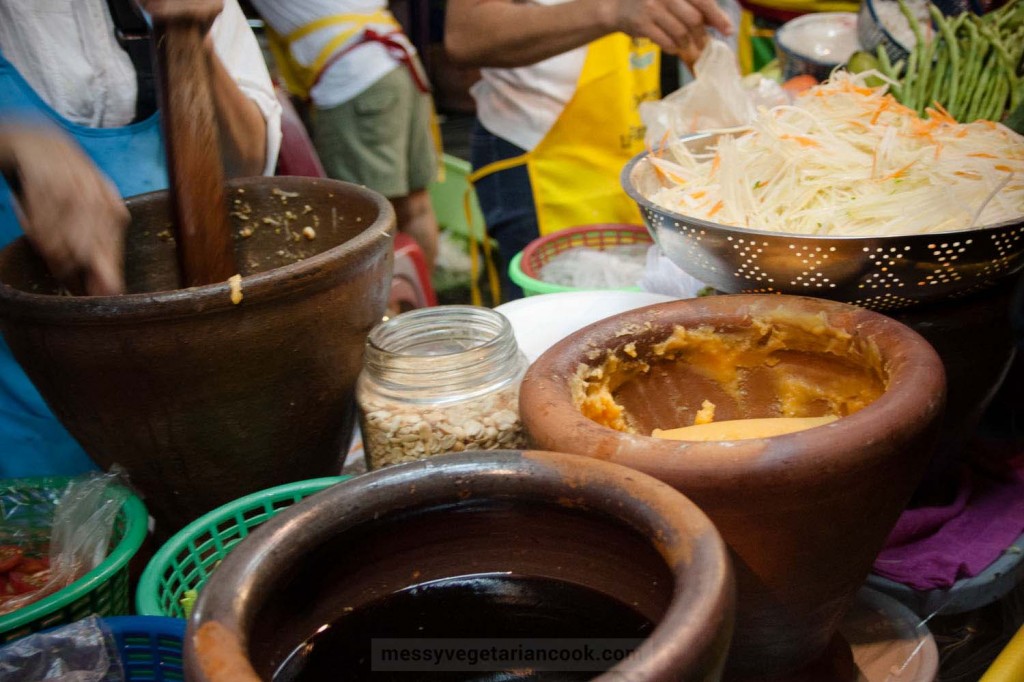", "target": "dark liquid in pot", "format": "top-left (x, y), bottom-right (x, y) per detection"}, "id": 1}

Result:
top-left (273, 573), bottom-right (654, 681)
